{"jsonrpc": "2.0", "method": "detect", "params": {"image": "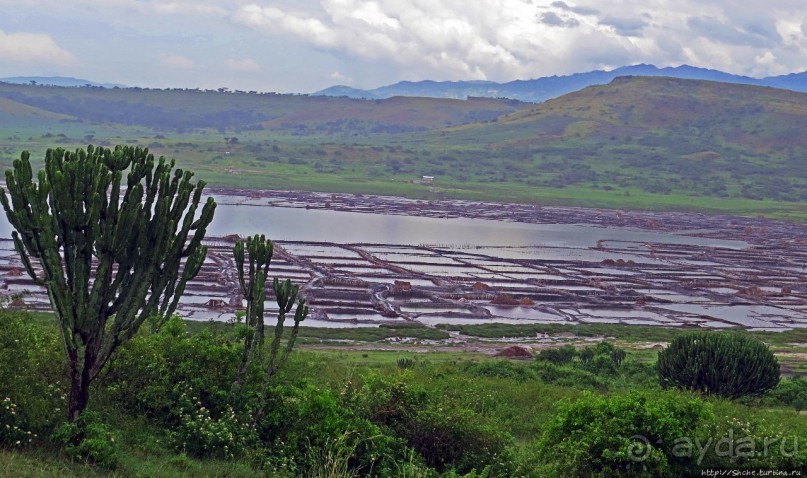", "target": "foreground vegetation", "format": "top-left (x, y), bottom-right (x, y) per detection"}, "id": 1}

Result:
top-left (2, 307), bottom-right (806, 477)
